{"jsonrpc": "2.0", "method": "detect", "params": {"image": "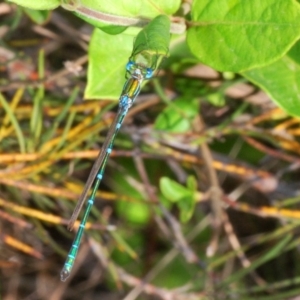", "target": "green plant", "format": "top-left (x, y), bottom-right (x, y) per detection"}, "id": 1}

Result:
top-left (8, 0), bottom-right (300, 115)
top-left (2, 1), bottom-right (300, 299)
